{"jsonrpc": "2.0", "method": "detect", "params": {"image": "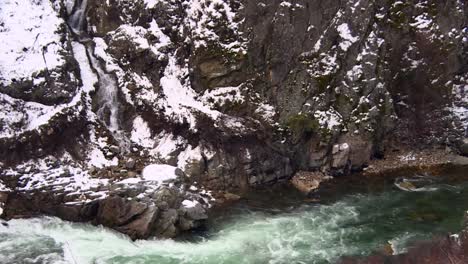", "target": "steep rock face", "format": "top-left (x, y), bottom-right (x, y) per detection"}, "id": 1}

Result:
top-left (0, 0), bottom-right (466, 235)
top-left (76, 0), bottom-right (466, 186)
